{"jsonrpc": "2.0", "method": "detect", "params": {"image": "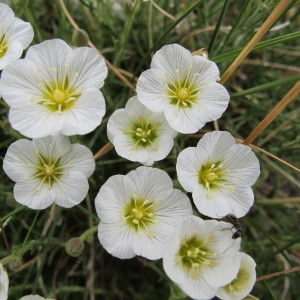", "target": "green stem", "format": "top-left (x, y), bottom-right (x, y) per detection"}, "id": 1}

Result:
top-left (207, 0), bottom-right (230, 55)
top-left (231, 74), bottom-right (300, 99)
top-left (112, 0), bottom-right (141, 68)
top-left (0, 206), bottom-right (26, 223)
